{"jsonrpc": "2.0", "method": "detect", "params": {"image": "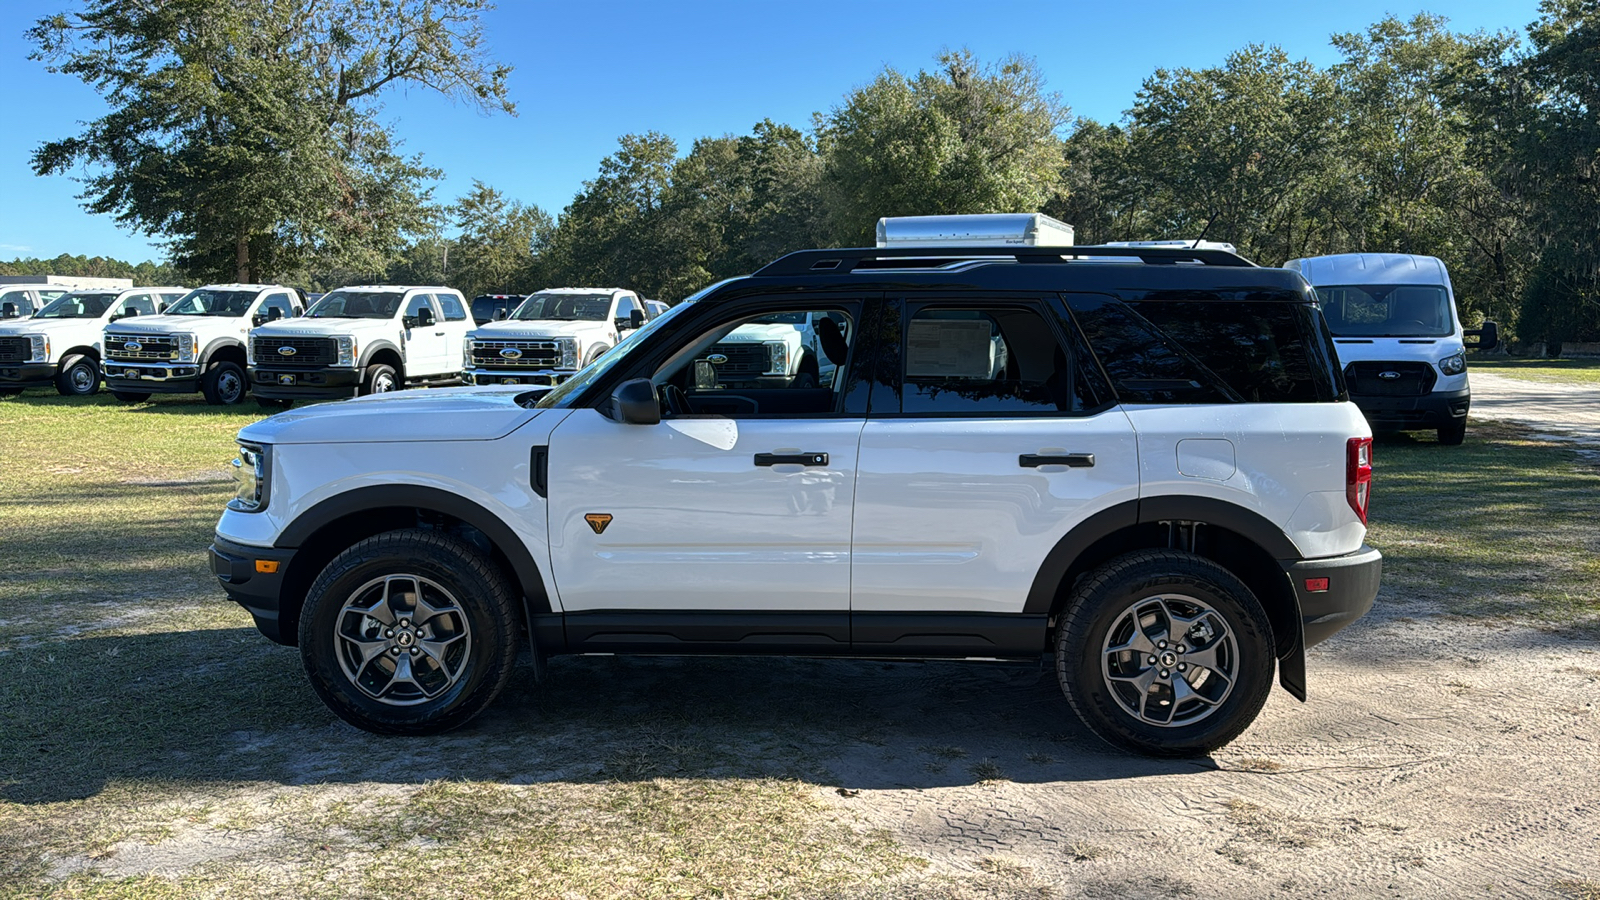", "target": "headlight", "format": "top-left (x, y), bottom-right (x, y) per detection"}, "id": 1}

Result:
top-left (560, 338), bottom-right (579, 369)
top-left (229, 442), bottom-right (270, 512)
top-left (765, 340), bottom-right (789, 375)
top-left (246, 340), bottom-right (255, 366)
top-left (171, 333), bottom-right (197, 363)
top-left (28, 335), bottom-right (48, 363)
top-left (464, 339), bottom-right (476, 369)
top-left (335, 336), bottom-right (357, 367)
top-left (1439, 352), bottom-right (1466, 376)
